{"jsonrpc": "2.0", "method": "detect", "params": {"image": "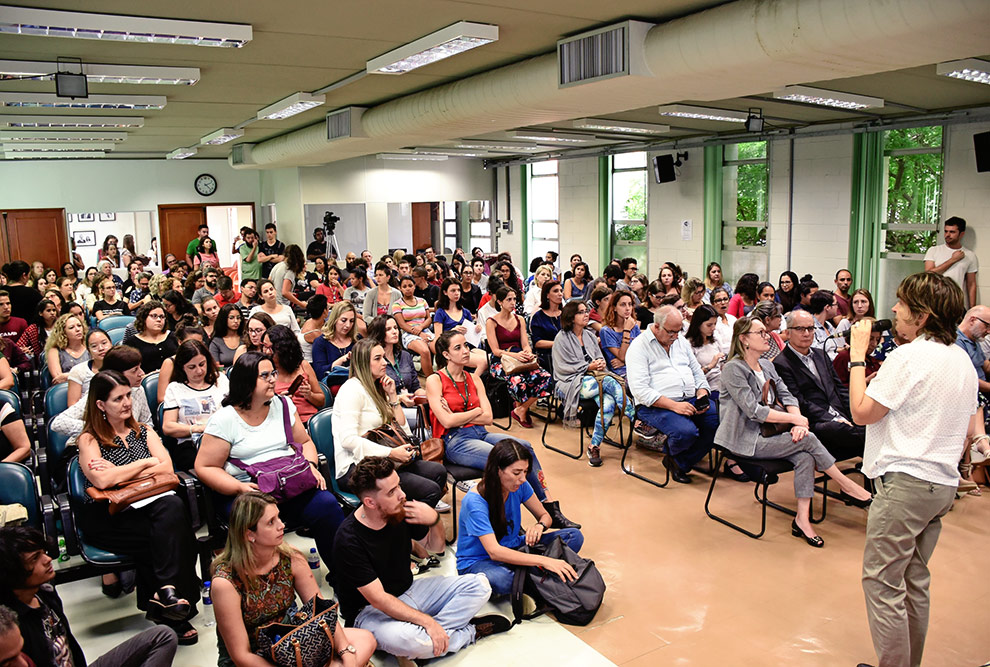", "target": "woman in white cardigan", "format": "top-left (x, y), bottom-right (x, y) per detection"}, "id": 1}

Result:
top-left (331, 338), bottom-right (448, 510)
